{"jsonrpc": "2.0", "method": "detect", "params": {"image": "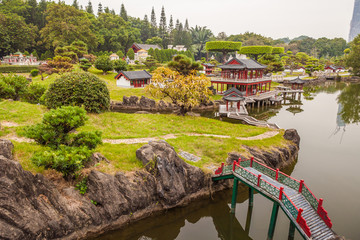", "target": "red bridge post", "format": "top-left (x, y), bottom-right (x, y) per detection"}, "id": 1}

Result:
top-left (257, 174), bottom-right (261, 187)
top-left (279, 187), bottom-right (284, 200)
top-left (233, 160), bottom-right (236, 171)
top-left (250, 157), bottom-right (254, 167)
top-left (276, 169), bottom-right (279, 181)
